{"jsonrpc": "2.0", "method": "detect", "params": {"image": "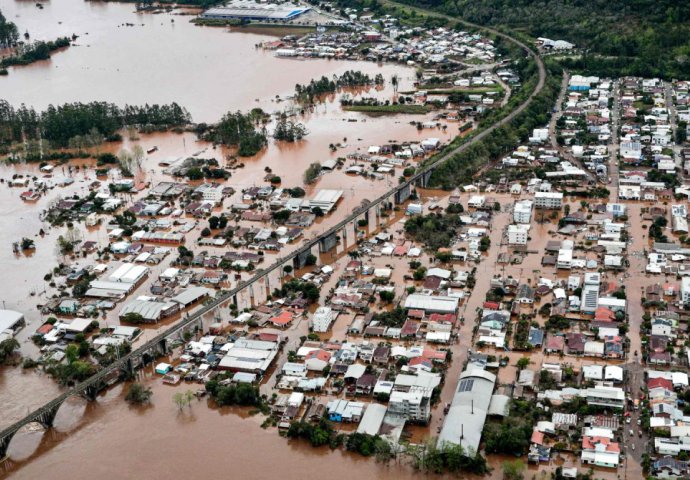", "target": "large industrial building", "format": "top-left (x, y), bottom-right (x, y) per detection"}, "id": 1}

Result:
top-left (201, 2), bottom-right (310, 22)
top-left (438, 367), bottom-right (497, 454)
